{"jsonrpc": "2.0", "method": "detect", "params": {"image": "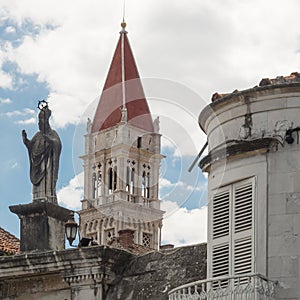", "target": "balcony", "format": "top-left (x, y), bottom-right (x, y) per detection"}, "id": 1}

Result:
top-left (168, 274), bottom-right (277, 300)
